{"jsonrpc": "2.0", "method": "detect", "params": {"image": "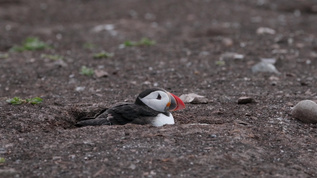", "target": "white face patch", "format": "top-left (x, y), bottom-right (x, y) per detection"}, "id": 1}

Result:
top-left (139, 90), bottom-right (170, 112)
